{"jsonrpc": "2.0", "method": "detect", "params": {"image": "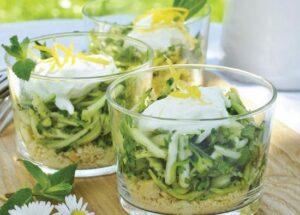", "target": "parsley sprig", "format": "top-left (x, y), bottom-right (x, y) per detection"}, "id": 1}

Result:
top-left (0, 160), bottom-right (77, 215)
top-left (2, 36), bottom-right (36, 81)
top-left (173, 0), bottom-right (207, 19)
